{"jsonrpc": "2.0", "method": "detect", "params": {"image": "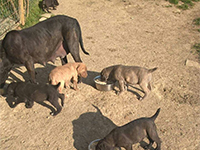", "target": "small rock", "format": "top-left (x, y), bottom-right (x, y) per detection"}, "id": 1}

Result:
top-left (185, 59), bottom-right (200, 69)
top-left (173, 9), bottom-right (181, 14)
top-left (39, 17), bottom-right (47, 22)
top-left (41, 13), bottom-right (52, 18)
